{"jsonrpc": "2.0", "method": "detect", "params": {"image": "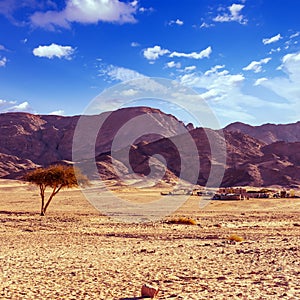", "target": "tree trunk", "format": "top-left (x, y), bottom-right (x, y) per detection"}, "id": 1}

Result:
top-left (43, 185), bottom-right (62, 215)
top-left (40, 185), bottom-right (45, 216)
